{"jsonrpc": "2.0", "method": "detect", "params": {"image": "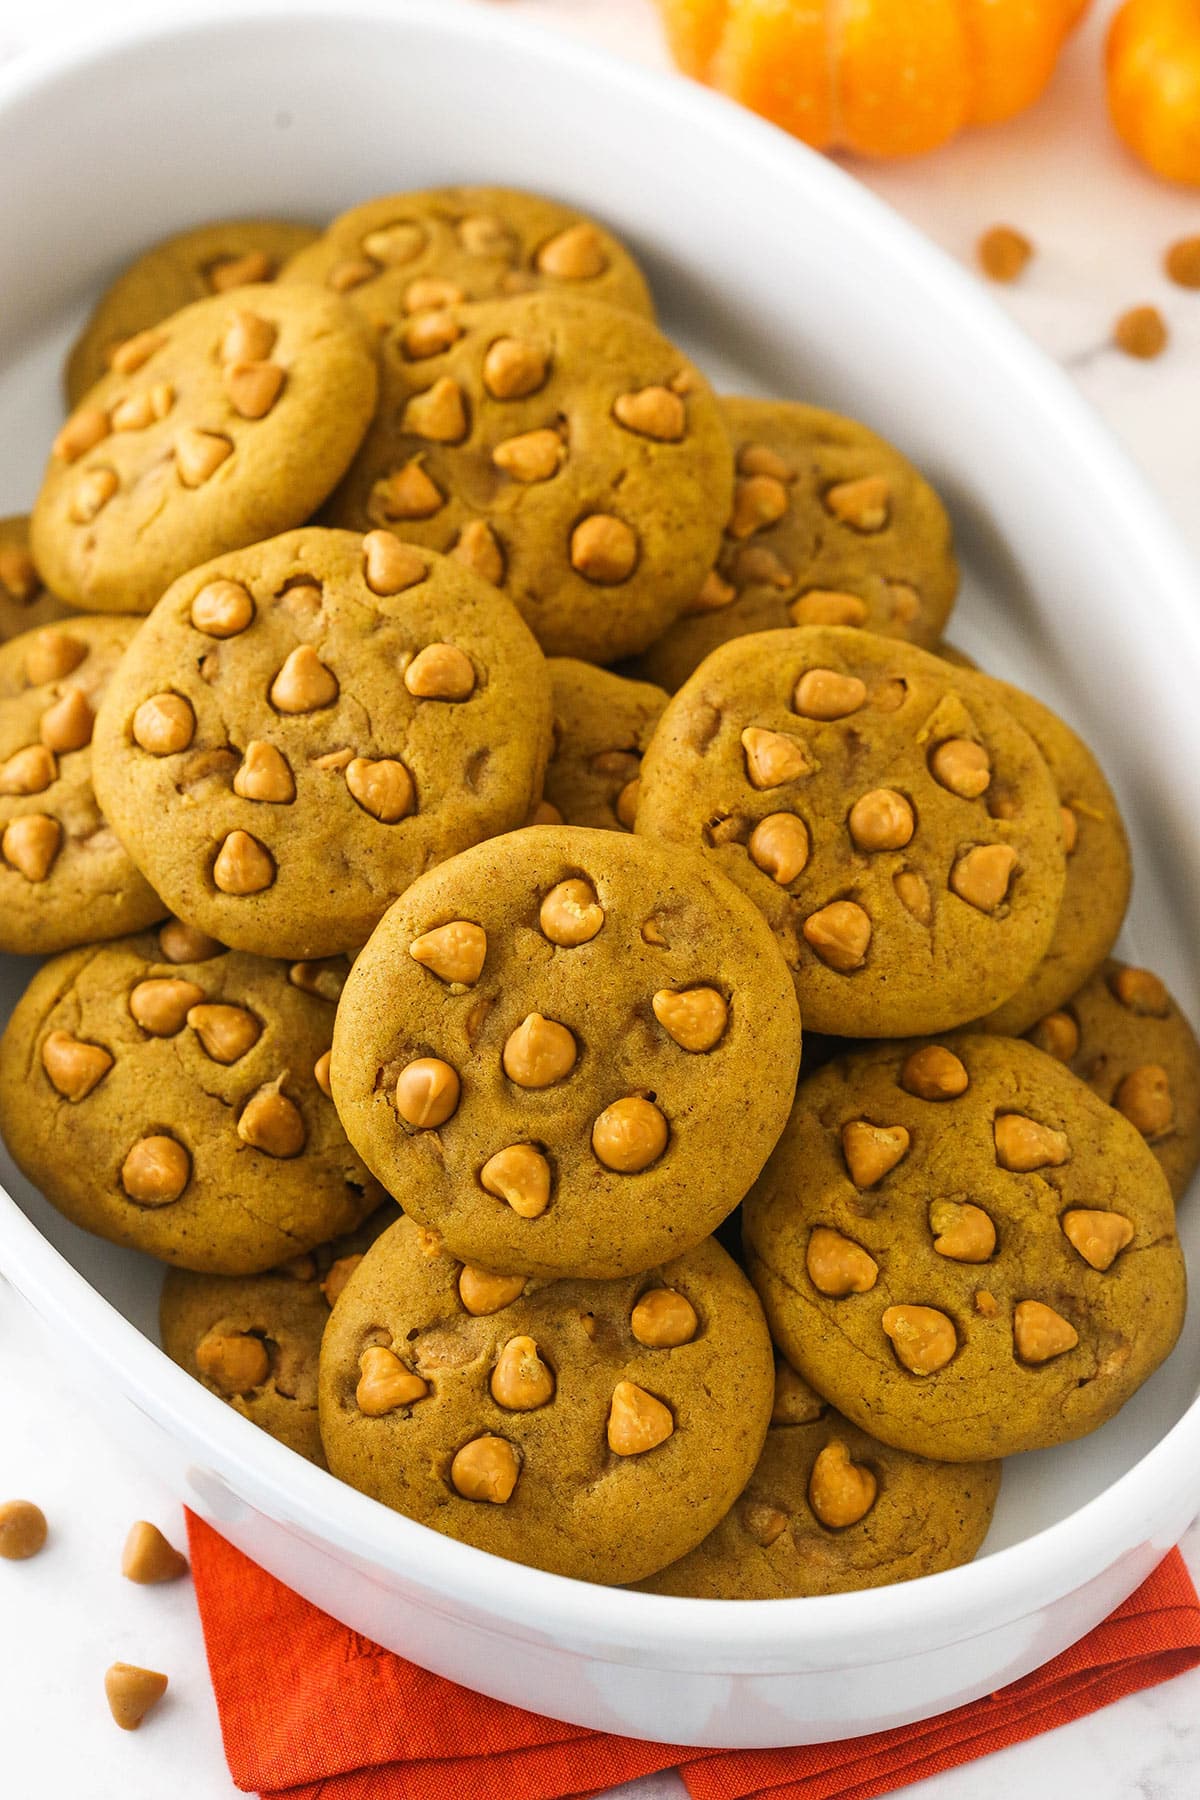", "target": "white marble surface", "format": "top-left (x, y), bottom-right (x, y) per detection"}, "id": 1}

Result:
top-left (3, 1), bottom-right (1200, 1796)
